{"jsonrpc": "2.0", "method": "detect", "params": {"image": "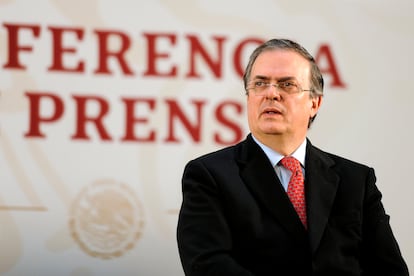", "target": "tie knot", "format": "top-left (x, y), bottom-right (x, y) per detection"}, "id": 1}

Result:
top-left (280, 156), bottom-right (301, 173)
